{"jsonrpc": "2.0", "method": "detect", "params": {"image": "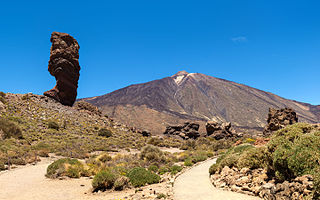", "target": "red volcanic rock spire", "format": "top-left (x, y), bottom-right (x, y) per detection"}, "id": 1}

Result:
top-left (44, 32), bottom-right (80, 106)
